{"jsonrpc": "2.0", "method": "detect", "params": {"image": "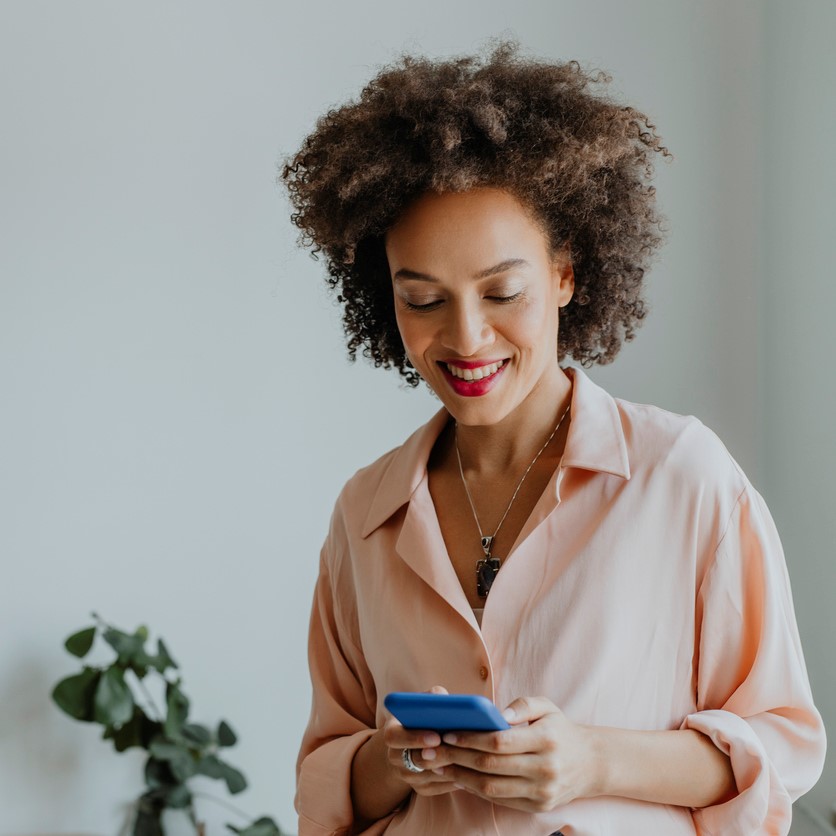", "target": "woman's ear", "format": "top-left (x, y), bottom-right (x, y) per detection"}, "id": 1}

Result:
top-left (553, 243), bottom-right (575, 307)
